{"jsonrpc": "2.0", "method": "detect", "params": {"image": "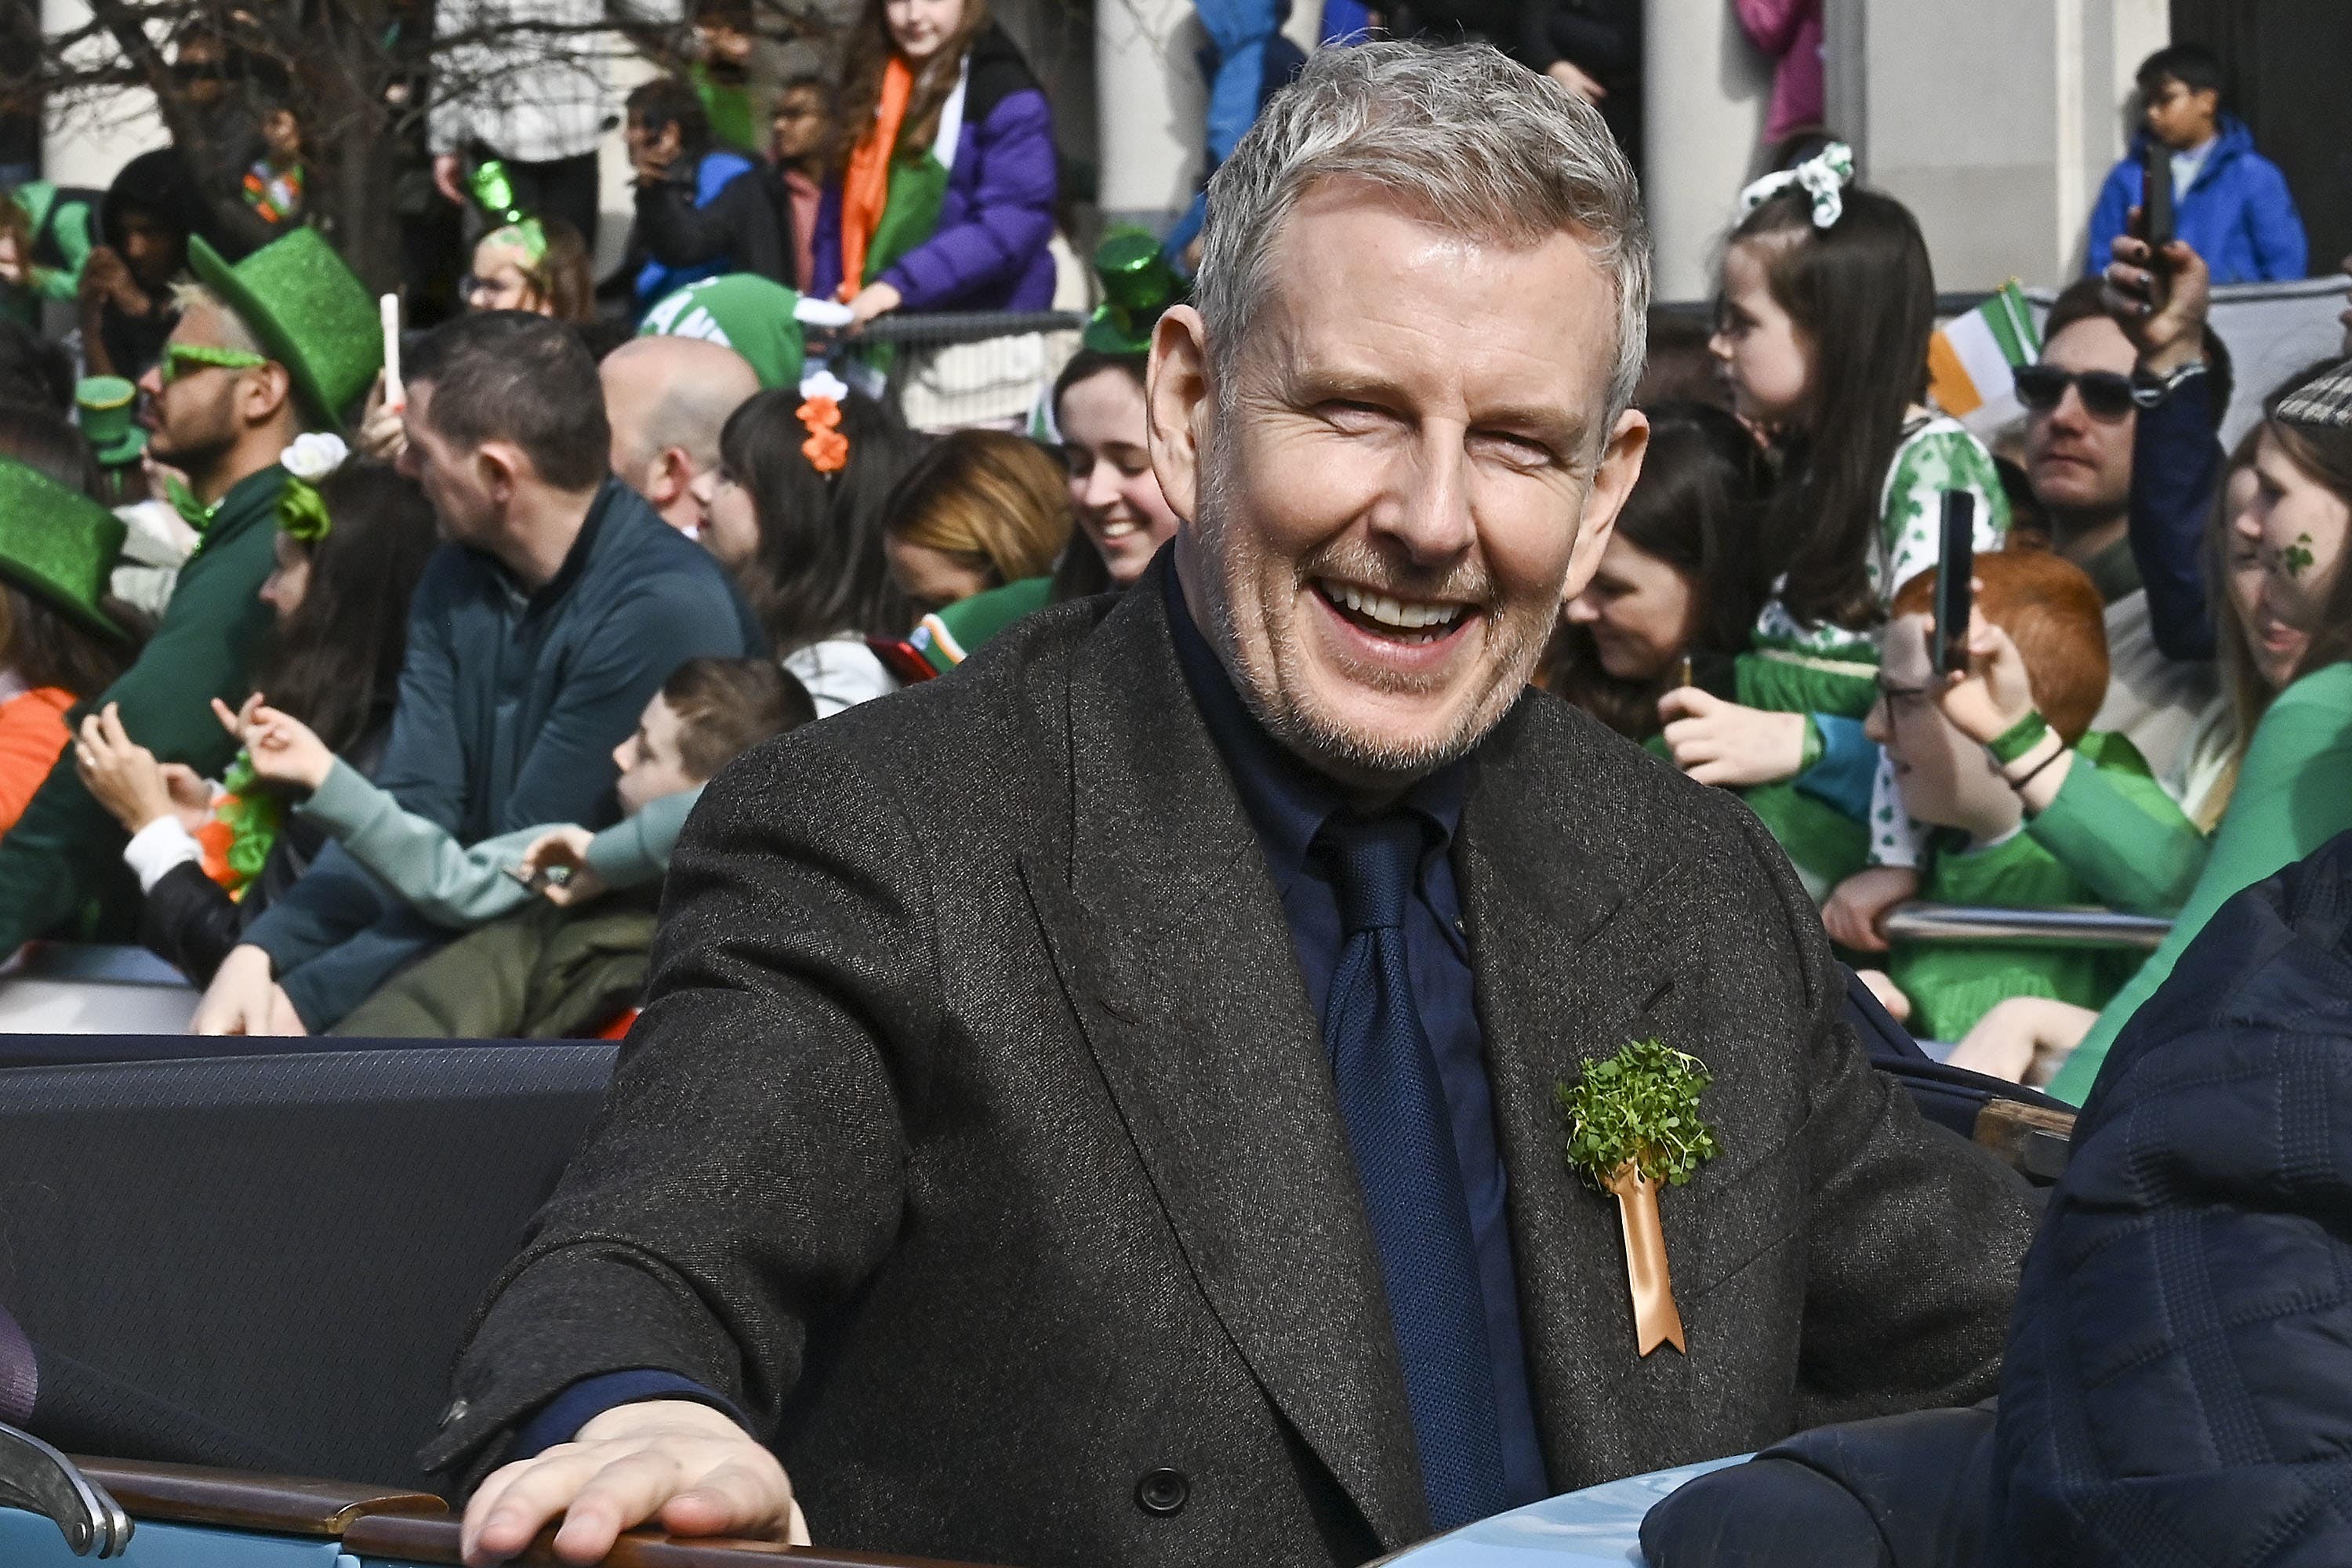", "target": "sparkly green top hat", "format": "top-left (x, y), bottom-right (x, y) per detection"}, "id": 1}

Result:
top-left (1082, 231), bottom-right (1188, 356)
top-left (187, 227), bottom-right (383, 433)
top-left (75, 376), bottom-right (146, 467)
top-left (0, 457), bottom-right (129, 642)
